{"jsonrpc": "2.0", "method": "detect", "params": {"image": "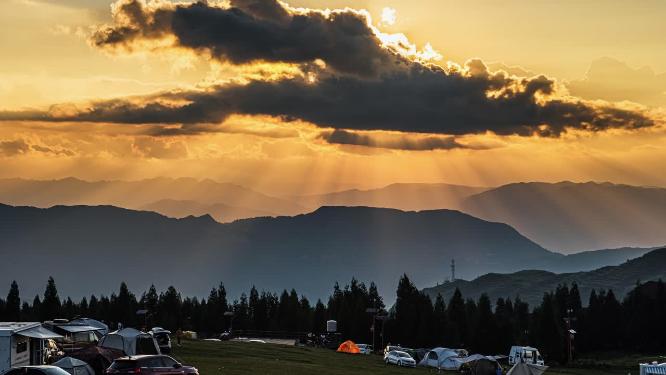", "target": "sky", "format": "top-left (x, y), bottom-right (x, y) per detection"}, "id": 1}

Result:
top-left (1, 0), bottom-right (665, 195)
